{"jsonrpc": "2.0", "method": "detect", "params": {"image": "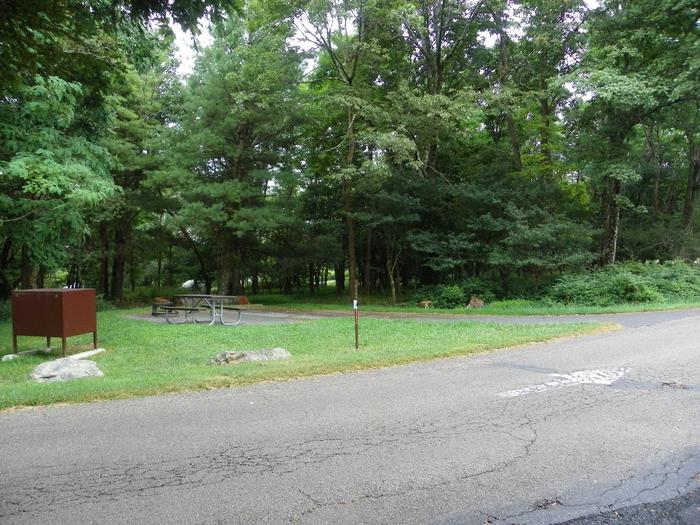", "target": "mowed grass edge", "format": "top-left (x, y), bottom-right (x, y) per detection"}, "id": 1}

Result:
top-left (247, 298), bottom-right (700, 316)
top-left (0, 310), bottom-right (613, 410)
